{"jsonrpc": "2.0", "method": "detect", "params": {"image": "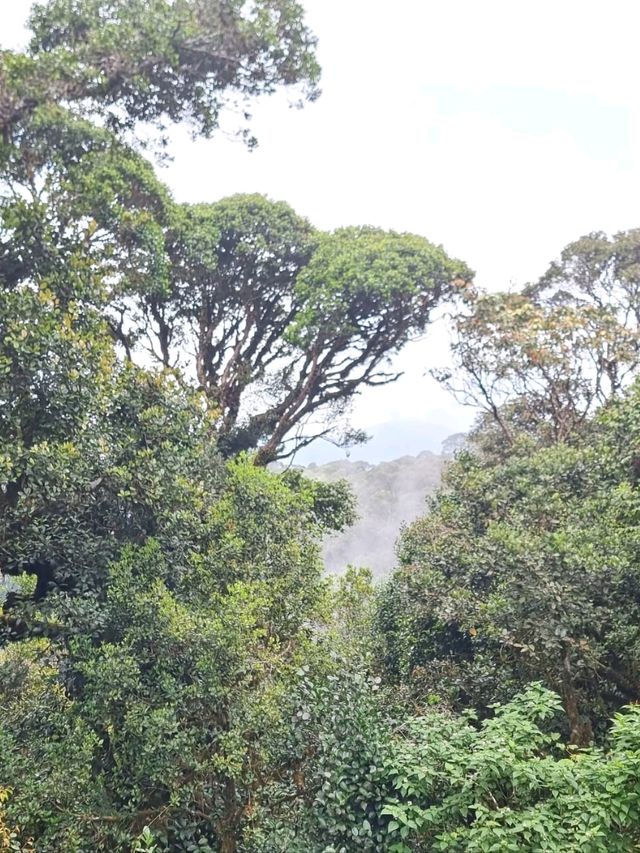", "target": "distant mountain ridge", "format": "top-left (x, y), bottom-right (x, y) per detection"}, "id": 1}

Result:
top-left (293, 419), bottom-right (467, 465)
top-left (304, 450), bottom-right (447, 577)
